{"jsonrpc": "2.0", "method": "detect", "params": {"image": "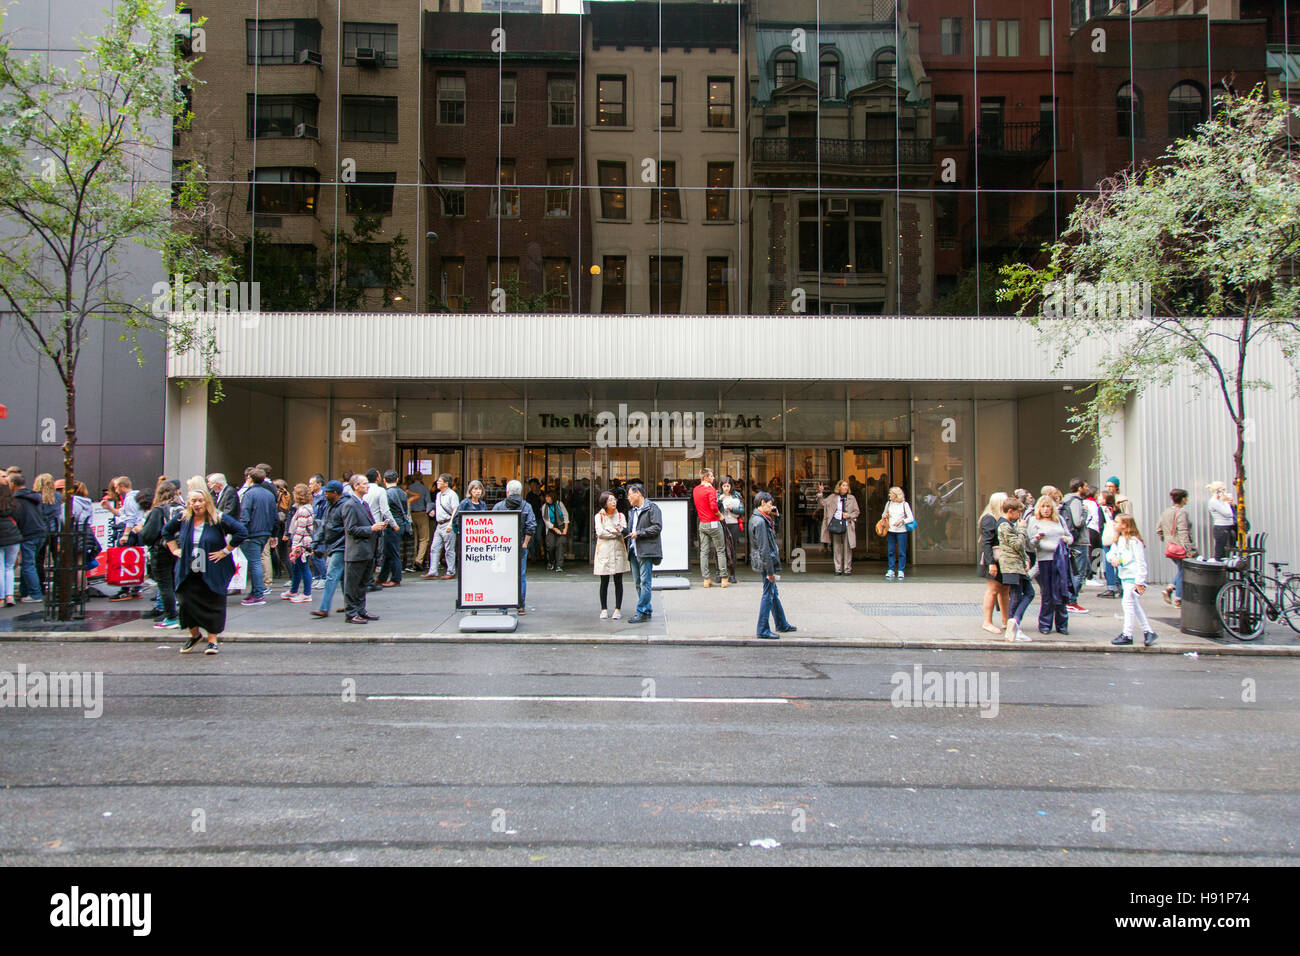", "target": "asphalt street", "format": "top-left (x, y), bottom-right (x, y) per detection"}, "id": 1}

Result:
top-left (1, 641), bottom-right (1297, 865)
